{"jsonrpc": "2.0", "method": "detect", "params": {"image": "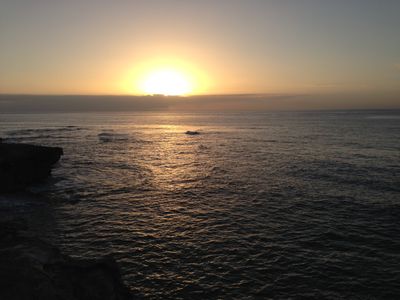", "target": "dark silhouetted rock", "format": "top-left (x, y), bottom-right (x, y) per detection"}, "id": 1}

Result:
top-left (0, 220), bottom-right (132, 300)
top-left (0, 143), bottom-right (63, 192)
top-left (185, 131), bottom-right (200, 135)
